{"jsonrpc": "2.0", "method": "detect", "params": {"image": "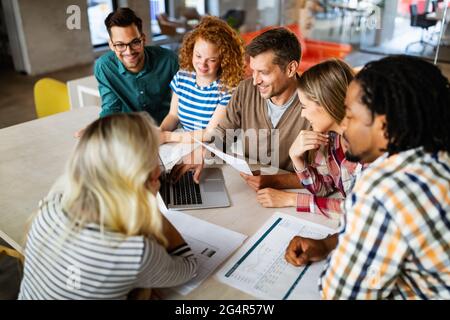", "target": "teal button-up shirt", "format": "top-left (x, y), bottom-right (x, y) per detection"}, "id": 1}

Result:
top-left (94, 46), bottom-right (179, 124)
